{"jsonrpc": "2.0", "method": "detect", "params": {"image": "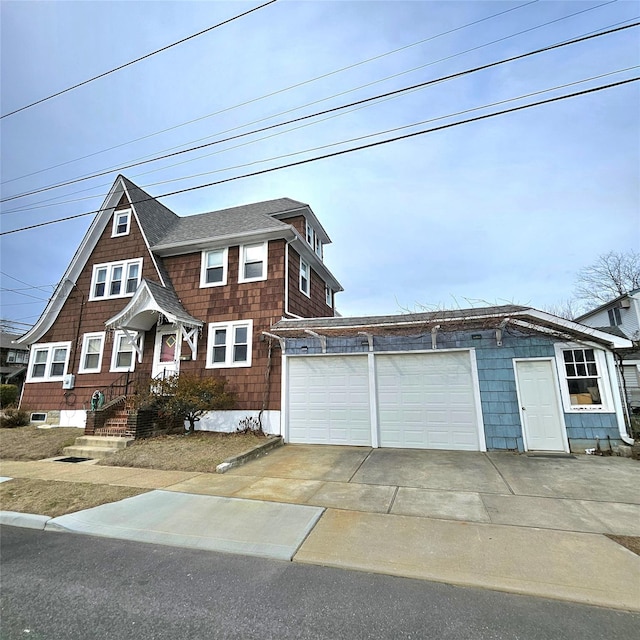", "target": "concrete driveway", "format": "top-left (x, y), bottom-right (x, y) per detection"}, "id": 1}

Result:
top-left (221, 445), bottom-right (640, 533)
